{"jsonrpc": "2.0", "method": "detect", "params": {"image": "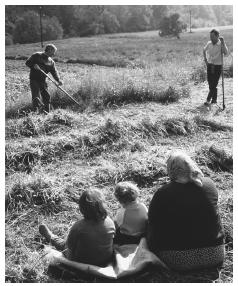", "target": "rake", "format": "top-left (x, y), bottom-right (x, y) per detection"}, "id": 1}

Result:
top-left (39, 68), bottom-right (81, 107)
